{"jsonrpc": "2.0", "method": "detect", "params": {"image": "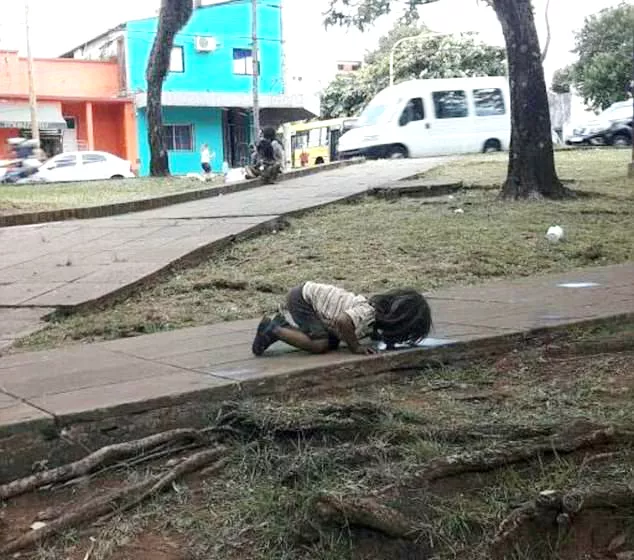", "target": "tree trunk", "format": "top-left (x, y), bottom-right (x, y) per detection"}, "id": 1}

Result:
top-left (492, 0), bottom-right (570, 199)
top-left (145, 0), bottom-right (193, 177)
